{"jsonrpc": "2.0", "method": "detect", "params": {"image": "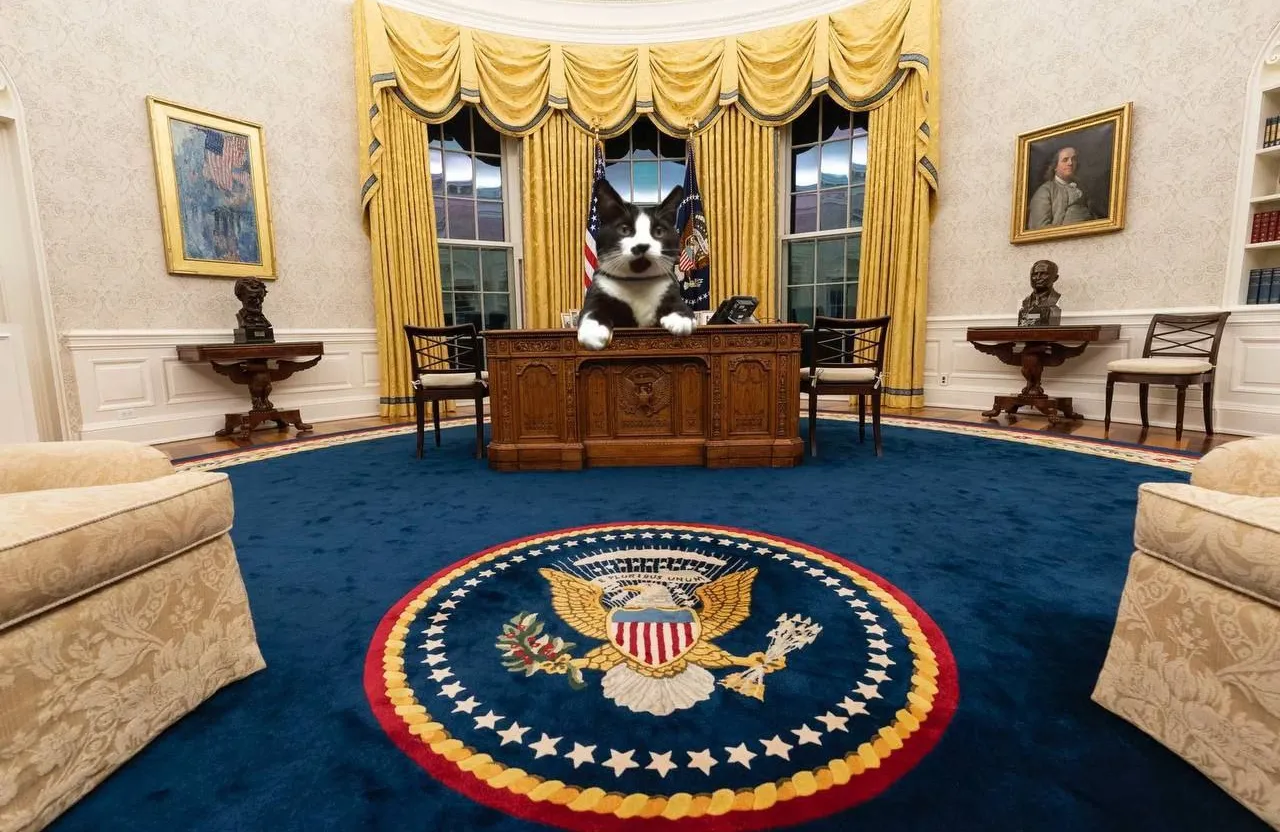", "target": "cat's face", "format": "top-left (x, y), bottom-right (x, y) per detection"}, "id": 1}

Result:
top-left (594, 180), bottom-right (683, 280)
